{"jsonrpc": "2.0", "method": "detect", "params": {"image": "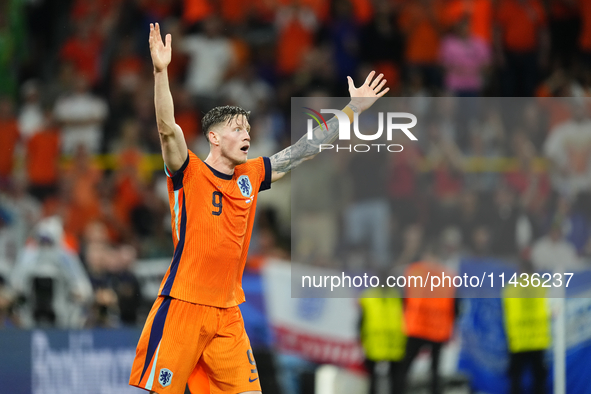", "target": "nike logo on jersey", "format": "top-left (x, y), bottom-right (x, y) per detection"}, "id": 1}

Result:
top-left (249, 377), bottom-right (259, 383)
